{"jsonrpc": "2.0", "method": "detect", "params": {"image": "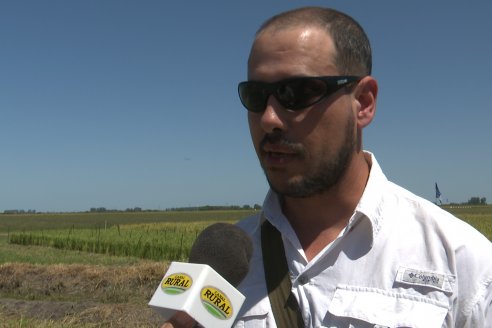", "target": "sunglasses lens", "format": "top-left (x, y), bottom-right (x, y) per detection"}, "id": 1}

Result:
top-left (276, 79), bottom-right (327, 110)
top-left (238, 82), bottom-right (269, 112)
top-left (238, 76), bottom-right (358, 112)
